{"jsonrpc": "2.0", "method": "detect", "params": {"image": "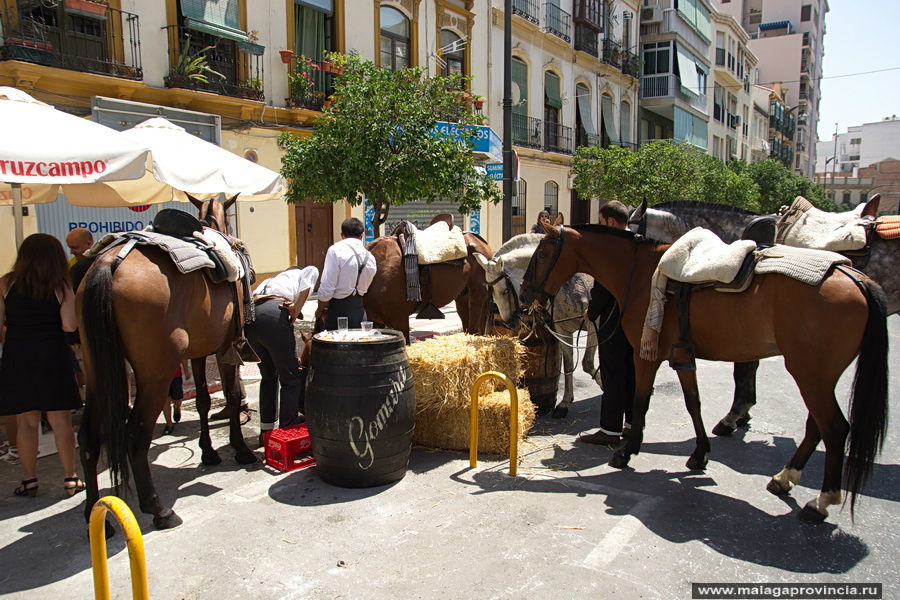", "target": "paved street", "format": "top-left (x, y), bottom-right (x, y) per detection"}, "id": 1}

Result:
top-left (0, 313), bottom-right (897, 599)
